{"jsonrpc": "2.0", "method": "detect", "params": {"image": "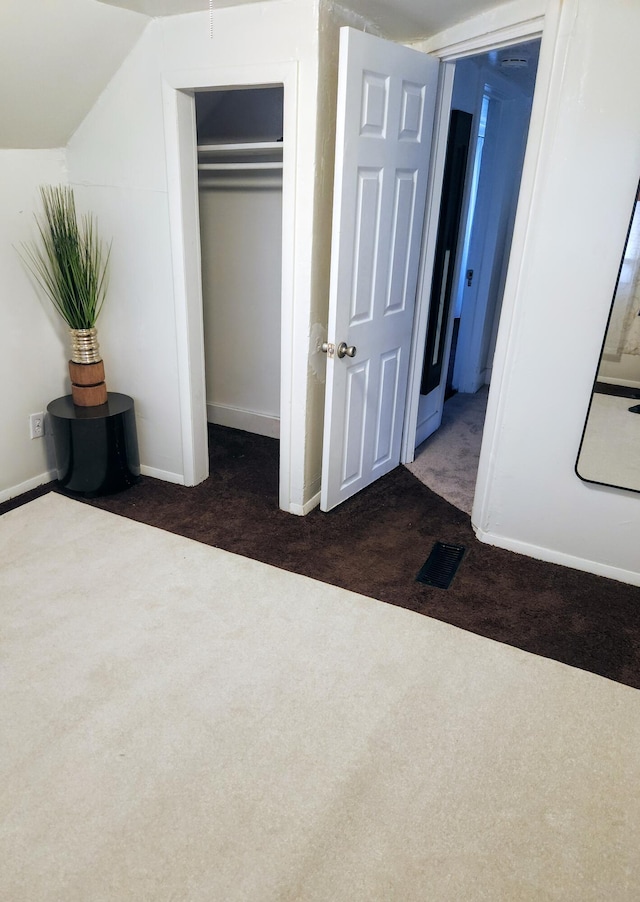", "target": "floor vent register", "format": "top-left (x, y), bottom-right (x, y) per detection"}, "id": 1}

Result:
top-left (416, 542), bottom-right (466, 590)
